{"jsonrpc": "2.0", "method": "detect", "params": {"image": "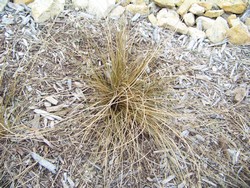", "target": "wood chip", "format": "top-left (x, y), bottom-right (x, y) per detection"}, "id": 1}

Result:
top-left (191, 64), bottom-right (207, 70)
top-left (180, 130), bottom-right (189, 137)
top-left (195, 134), bottom-right (205, 142)
top-left (161, 175), bottom-right (175, 184)
top-left (195, 74), bottom-right (212, 81)
top-left (67, 79), bottom-right (72, 90)
top-left (227, 149), bottom-right (240, 165)
top-left (44, 102), bottom-right (51, 107)
top-left (74, 81), bottom-right (85, 87)
top-left (31, 152), bottom-right (57, 174)
top-left (46, 104), bottom-right (66, 112)
top-left (178, 181), bottom-right (186, 188)
top-left (34, 109), bottom-right (63, 121)
top-left (45, 96), bottom-right (58, 105)
top-left (67, 176), bottom-right (75, 188)
top-left (31, 114), bottom-right (40, 128)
